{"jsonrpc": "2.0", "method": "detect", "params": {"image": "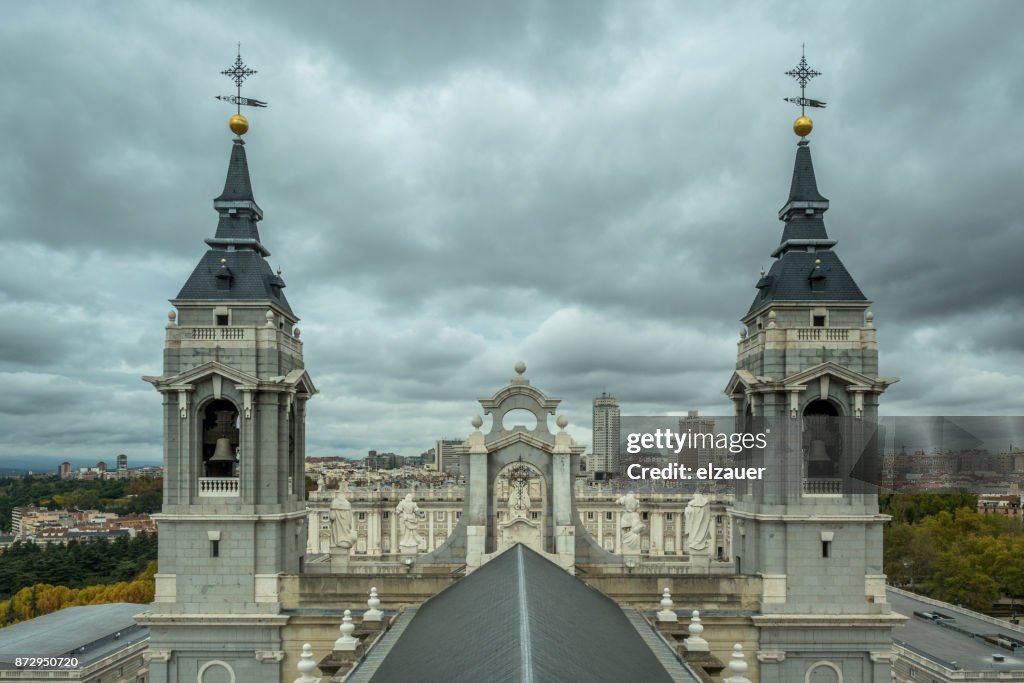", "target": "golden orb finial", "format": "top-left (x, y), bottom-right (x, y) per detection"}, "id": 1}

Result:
top-left (793, 115), bottom-right (813, 137)
top-left (229, 113), bottom-right (249, 136)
